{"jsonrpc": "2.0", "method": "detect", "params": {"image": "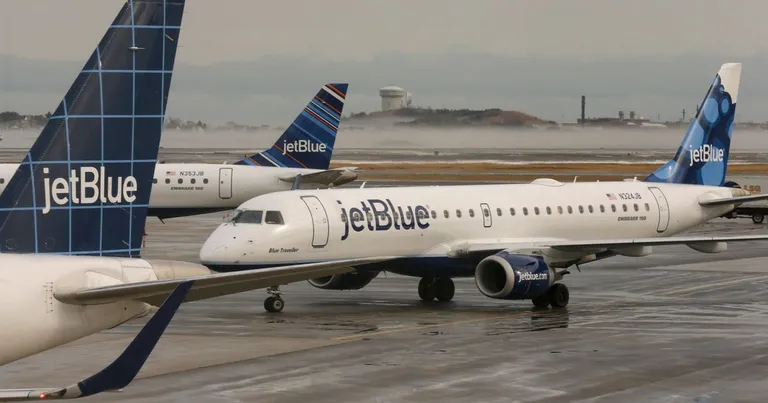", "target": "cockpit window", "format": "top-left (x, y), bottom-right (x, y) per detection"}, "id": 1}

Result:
top-left (265, 210), bottom-right (284, 225)
top-left (231, 210), bottom-right (263, 224)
